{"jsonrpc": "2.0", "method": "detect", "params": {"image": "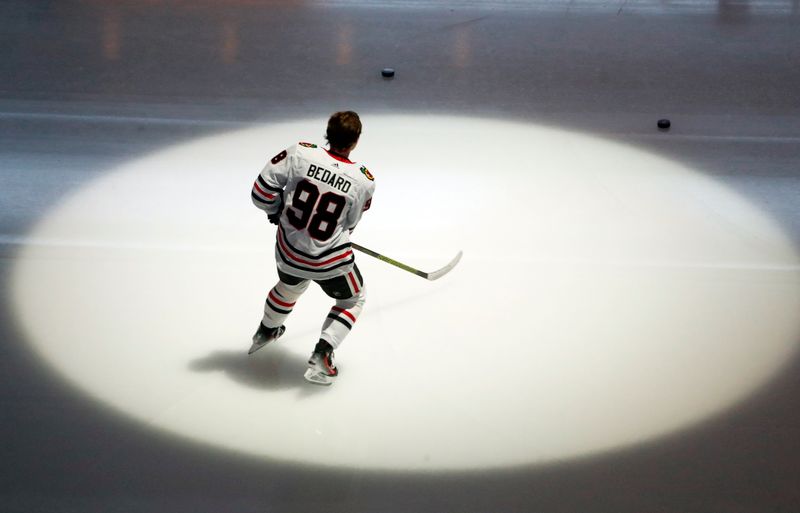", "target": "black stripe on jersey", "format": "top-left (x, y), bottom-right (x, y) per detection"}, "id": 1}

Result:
top-left (266, 299), bottom-right (292, 315)
top-left (327, 314), bottom-right (353, 330)
top-left (252, 190), bottom-right (276, 205)
top-left (278, 225), bottom-right (351, 260)
top-left (276, 247), bottom-right (355, 274)
top-left (258, 175), bottom-right (283, 194)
